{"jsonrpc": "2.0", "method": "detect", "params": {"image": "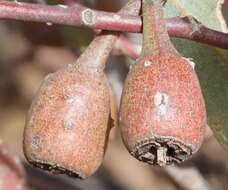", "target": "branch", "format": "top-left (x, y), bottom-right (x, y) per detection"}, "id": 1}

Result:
top-left (113, 35), bottom-right (141, 60)
top-left (165, 166), bottom-right (212, 190)
top-left (0, 1), bottom-right (228, 48)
